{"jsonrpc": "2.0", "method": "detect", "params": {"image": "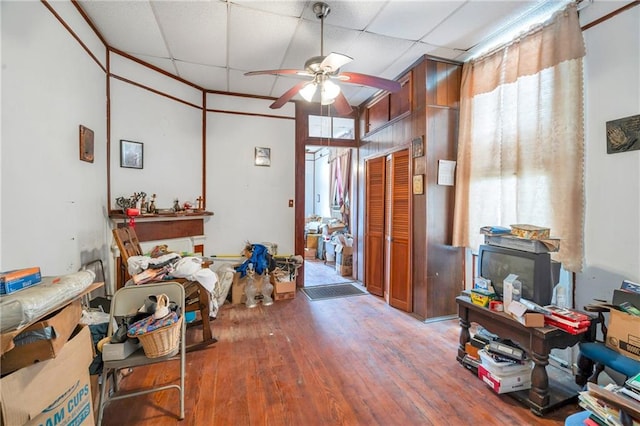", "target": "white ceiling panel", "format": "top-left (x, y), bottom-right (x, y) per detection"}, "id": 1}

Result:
top-left (175, 61), bottom-right (228, 92)
top-left (367, 1), bottom-right (464, 40)
top-left (76, 0), bottom-right (619, 110)
top-left (423, 1), bottom-right (540, 51)
top-left (78, 1), bottom-right (170, 58)
top-left (228, 6), bottom-right (301, 71)
top-left (153, 1), bottom-right (228, 67)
